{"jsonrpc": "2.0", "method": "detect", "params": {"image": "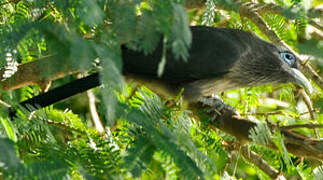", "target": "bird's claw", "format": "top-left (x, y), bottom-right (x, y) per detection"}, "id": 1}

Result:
top-left (199, 95), bottom-right (239, 123)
